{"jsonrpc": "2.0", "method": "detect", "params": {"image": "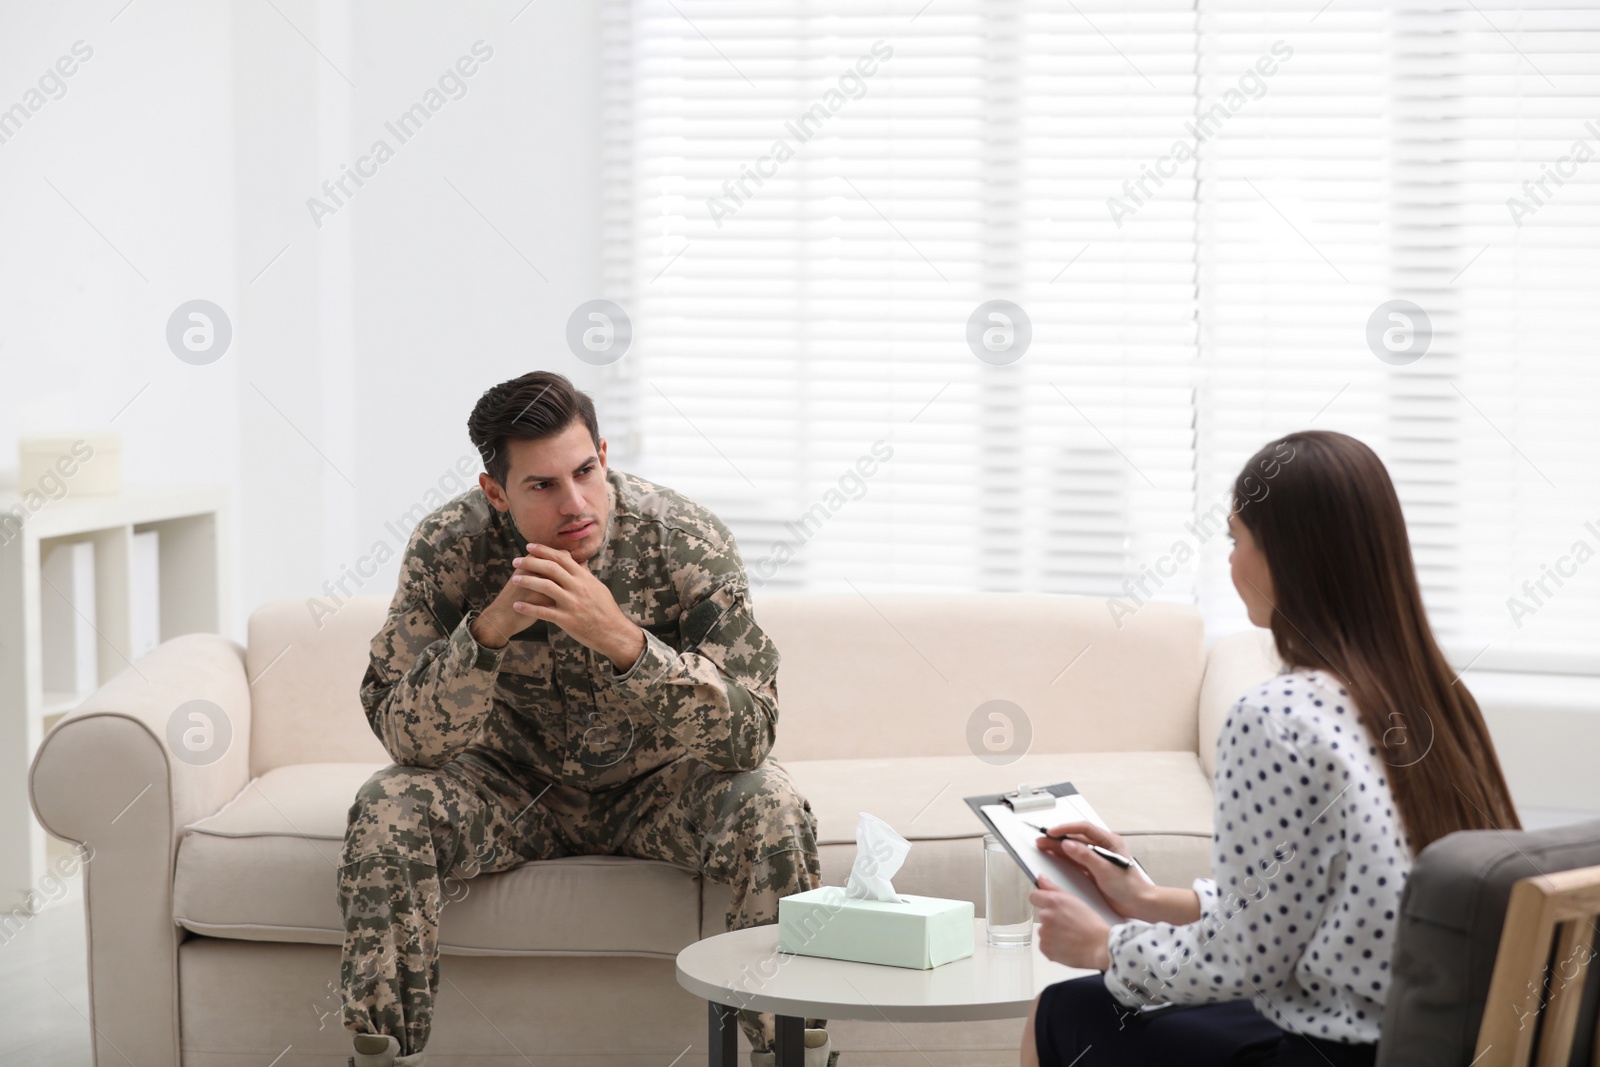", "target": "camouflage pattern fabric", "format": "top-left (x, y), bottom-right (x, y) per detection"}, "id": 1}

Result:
top-left (359, 467), bottom-right (783, 784)
top-left (341, 468), bottom-right (821, 1055)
